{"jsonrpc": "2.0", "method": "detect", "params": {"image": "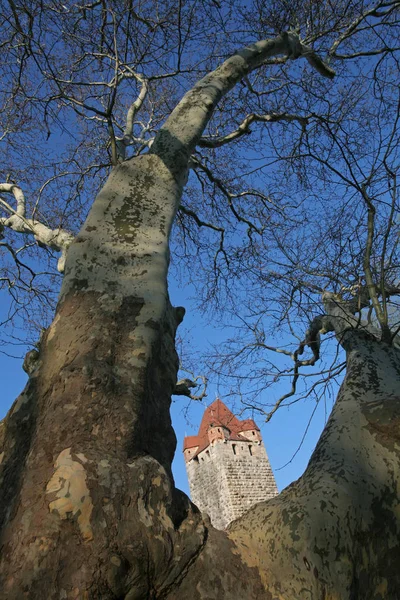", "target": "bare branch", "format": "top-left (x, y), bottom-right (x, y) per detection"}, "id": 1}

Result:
top-left (297, 40), bottom-right (335, 79)
top-left (191, 157), bottom-right (263, 234)
top-left (333, 46), bottom-right (400, 59)
top-left (199, 112), bottom-right (309, 149)
top-left (329, 1), bottom-right (400, 57)
top-left (0, 184), bottom-right (74, 273)
top-left (178, 204), bottom-right (224, 234)
top-left (151, 31), bottom-right (334, 169)
top-left (265, 314), bottom-right (334, 422)
top-left (174, 375), bottom-right (208, 401)
top-left (123, 73), bottom-right (149, 140)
